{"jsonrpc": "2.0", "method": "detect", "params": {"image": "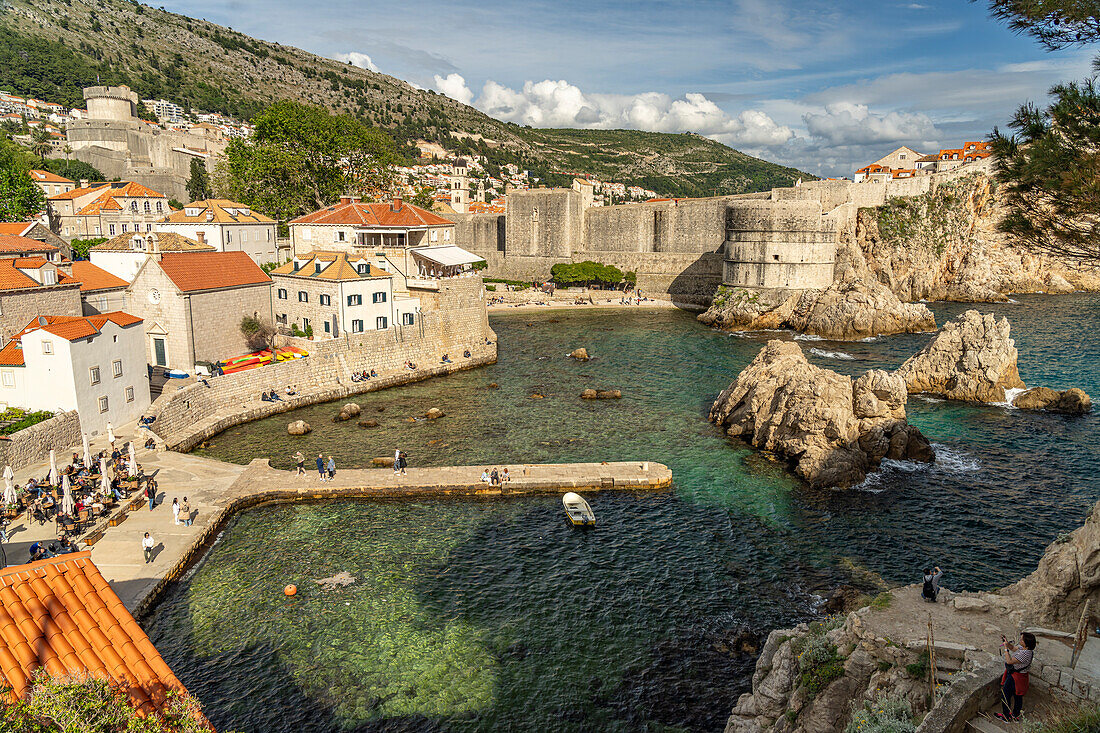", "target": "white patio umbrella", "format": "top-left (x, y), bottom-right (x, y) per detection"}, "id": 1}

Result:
top-left (3, 474), bottom-right (15, 506)
top-left (106, 422), bottom-right (116, 446)
top-left (82, 432), bottom-right (91, 467)
top-left (99, 456), bottom-right (109, 484)
top-left (128, 441), bottom-right (137, 475)
top-left (99, 467), bottom-right (110, 496)
top-left (48, 450), bottom-right (59, 487)
top-left (61, 474), bottom-right (74, 516)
